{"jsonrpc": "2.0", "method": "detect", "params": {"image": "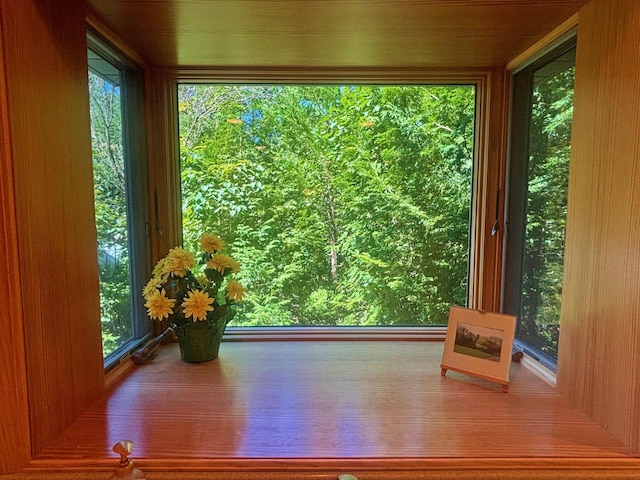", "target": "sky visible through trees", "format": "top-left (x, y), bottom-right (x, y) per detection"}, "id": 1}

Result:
top-left (178, 85), bottom-right (475, 326)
